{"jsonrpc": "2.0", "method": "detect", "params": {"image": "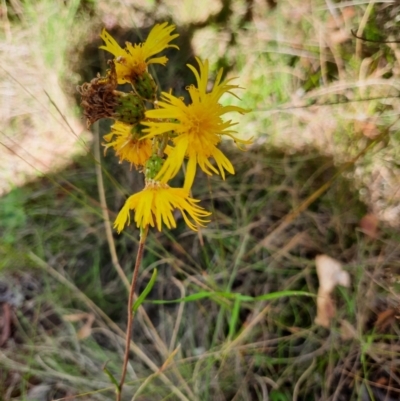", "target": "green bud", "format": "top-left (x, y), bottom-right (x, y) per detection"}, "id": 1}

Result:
top-left (134, 72), bottom-right (157, 101)
top-left (145, 155), bottom-right (164, 180)
top-left (115, 93), bottom-right (145, 125)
